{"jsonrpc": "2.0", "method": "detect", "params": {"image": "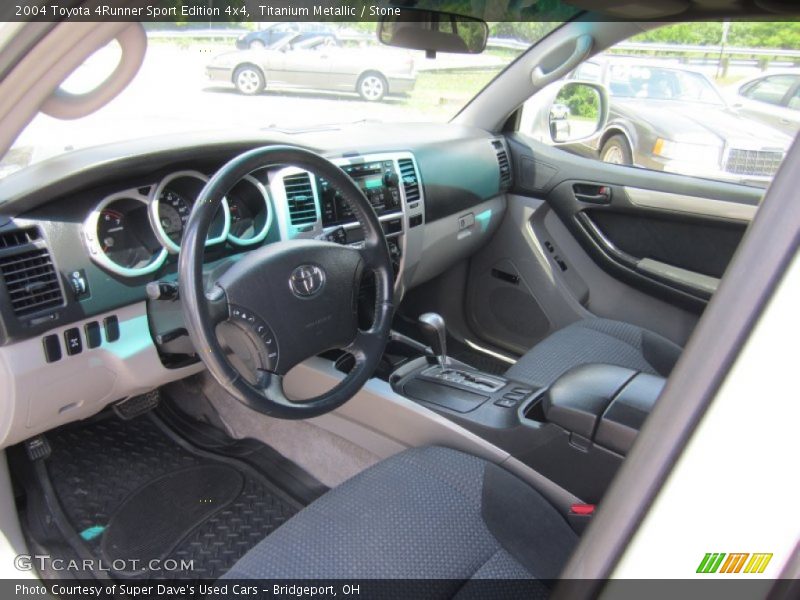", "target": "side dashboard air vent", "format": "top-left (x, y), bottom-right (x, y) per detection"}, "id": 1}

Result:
top-left (0, 237), bottom-right (64, 317)
top-left (492, 139), bottom-right (512, 189)
top-left (283, 172), bottom-right (318, 226)
top-left (398, 158), bottom-right (421, 203)
top-left (0, 226), bottom-right (40, 249)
